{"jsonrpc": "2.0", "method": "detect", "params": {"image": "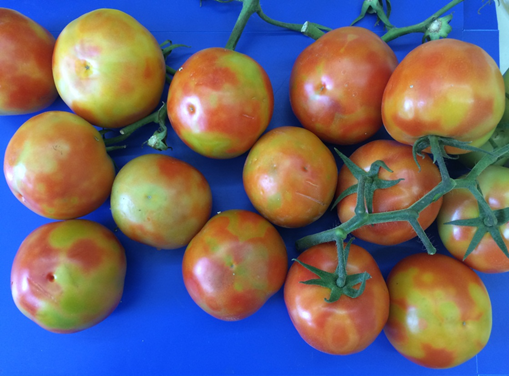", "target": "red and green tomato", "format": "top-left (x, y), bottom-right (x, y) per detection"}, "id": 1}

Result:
top-left (438, 165), bottom-right (509, 273)
top-left (182, 209), bottom-right (287, 321)
top-left (384, 253), bottom-right (492, 369)
top-left (110, 153), bottom-right (212, 250)
top-left (289, 26), bottom-right (398, 145)
top-left (52, 8), bottom-right (166, 128)
top-left (3, 111), bottom-right (116, 219)
top-left (336, 139), bottom-right (442, 245)
top-left (167, 47), bottom-right (274, 159)
top-left (0, 8), bottom-right (58, 115)
top-left (11, 219), bottom-right (127, 333)
top-left (284, 242), bottom-right (389, 355)
top-left (243, 126), bottom-right (337, 228)
top-left (382, 39), bottom-right (505, 154)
